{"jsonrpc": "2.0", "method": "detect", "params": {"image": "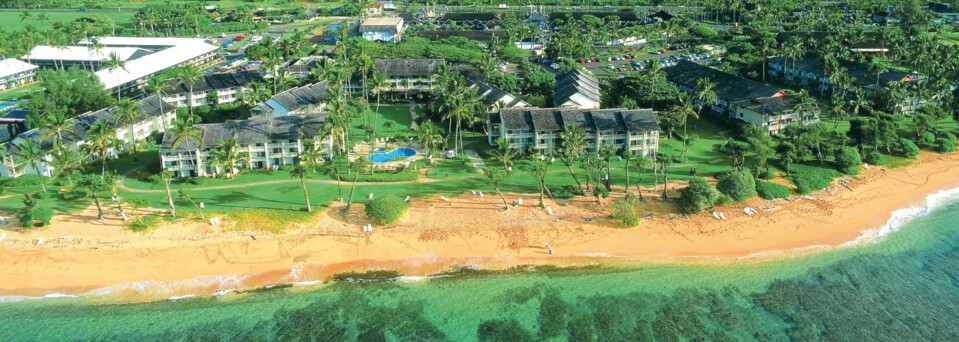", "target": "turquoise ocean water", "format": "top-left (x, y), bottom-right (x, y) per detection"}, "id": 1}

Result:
top-left (2, 188), bottom-right (959, 341)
